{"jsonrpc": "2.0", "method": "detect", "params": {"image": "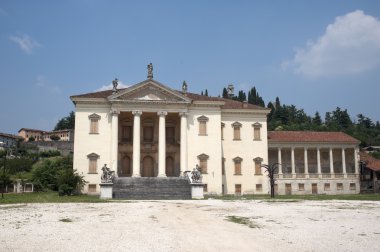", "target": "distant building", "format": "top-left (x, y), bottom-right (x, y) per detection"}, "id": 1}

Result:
top-left (359, 152), bottom-right (380, 193)
top-left (0, 132), bottom-right (23, 149)
top-left (18, 128), bottom-right (74, 142)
